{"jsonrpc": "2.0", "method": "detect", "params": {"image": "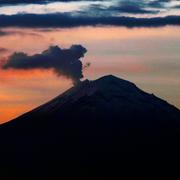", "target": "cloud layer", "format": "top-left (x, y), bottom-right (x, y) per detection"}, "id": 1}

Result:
top-left (2, 45), bottom-right (87, 84)
top-left (0, 0), bottom-right (180, 28)
top-left (0, 13), bottom-right (180, 28)
top-left (0, 0), bottom-right (88, 6)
